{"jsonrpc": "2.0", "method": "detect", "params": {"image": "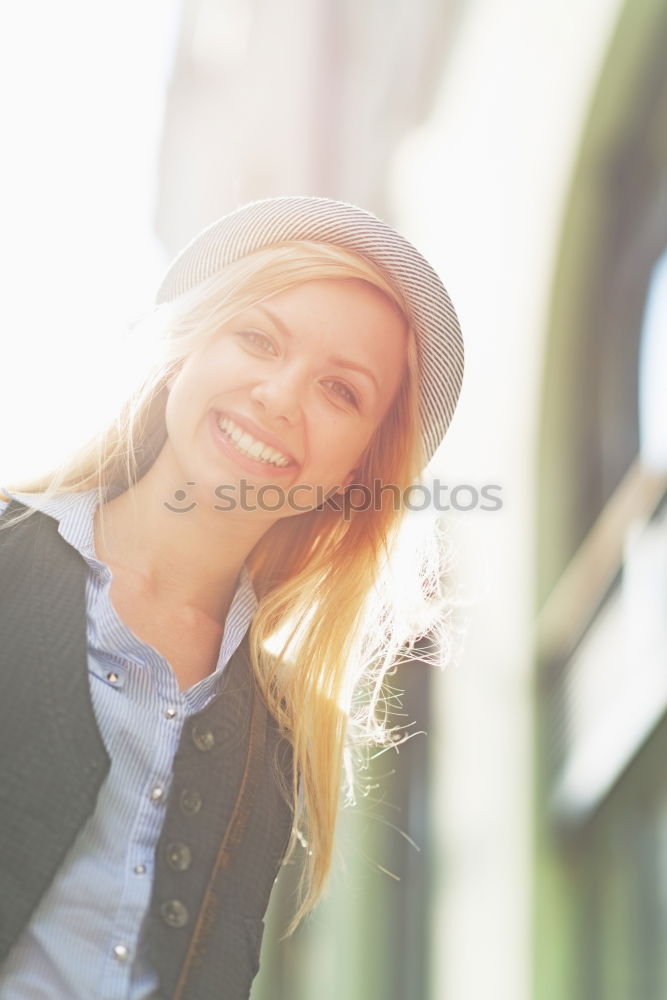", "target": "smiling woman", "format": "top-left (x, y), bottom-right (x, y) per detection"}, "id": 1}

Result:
top-left (0, 196), bottom-right (464, 1000)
